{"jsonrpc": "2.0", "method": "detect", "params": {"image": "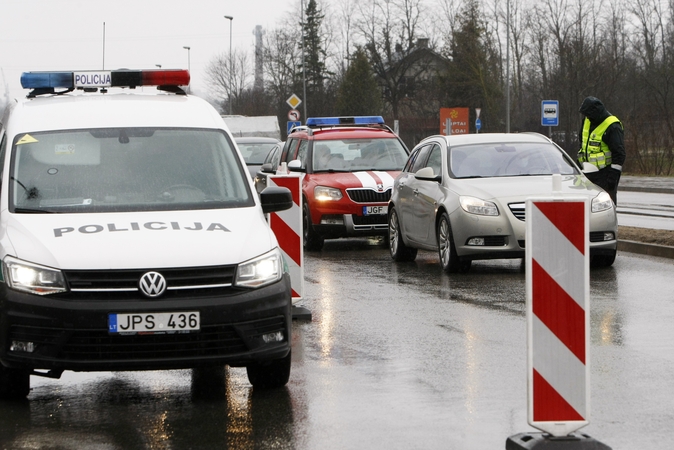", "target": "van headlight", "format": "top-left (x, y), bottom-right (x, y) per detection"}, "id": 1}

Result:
top-left (459, 196), bottom-right (499, 216)
top-left (2, 256), bottom-right (67, 295)
top-left (235, 248), bottom-right (284, 288)
top-left (592, 191), bottom-right (613, 212)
